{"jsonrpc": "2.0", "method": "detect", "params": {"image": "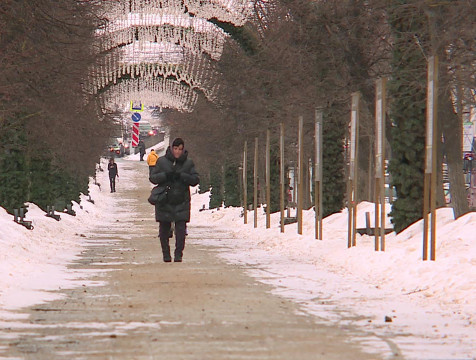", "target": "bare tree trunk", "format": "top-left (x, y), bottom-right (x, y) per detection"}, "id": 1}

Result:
top-left (438, 58), bottom-right (469, 217)
top-left (440, 94), bottom-right (470, 218)
top-left (426, 6), bottom-right (470, 218)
